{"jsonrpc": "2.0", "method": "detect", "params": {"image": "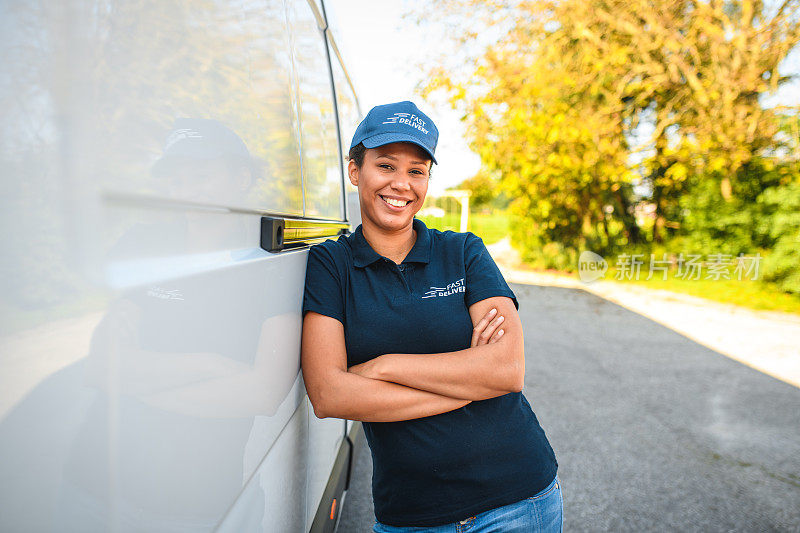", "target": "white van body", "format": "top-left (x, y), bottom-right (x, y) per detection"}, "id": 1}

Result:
top-left (0, 0), bottom-right (362, 530)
